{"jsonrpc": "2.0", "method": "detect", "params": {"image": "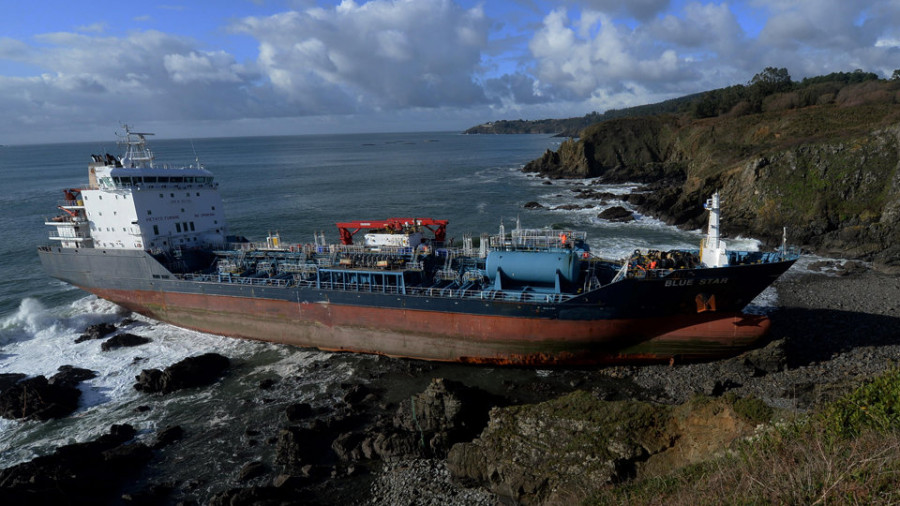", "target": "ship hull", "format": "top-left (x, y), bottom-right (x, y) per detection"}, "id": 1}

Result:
top-left (38, 246), bottom-right (789, 365)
